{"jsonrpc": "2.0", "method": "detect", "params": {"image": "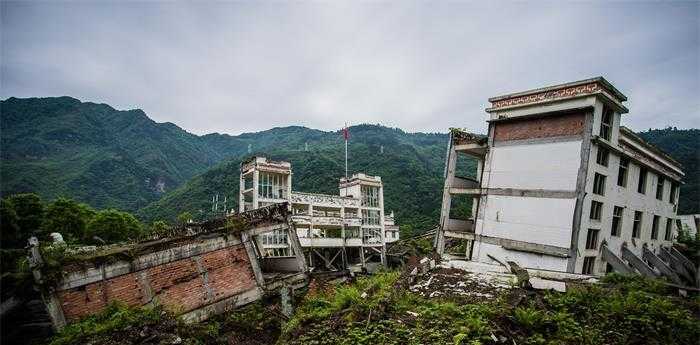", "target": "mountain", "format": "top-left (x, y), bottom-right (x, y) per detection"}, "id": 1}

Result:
top-left (1, 97), bottom-right (226, 210)
top-left (2, 96), bottom-right (697, 234)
